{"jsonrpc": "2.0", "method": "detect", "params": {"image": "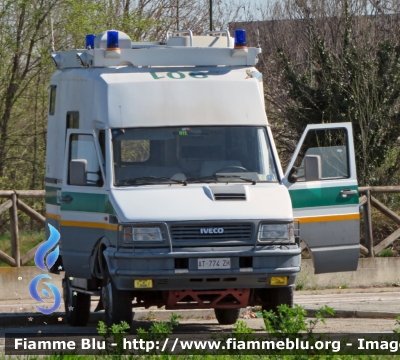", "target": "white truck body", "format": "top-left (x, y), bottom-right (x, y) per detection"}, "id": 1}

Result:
top-left (45, 30), bottom-right (360, 326)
